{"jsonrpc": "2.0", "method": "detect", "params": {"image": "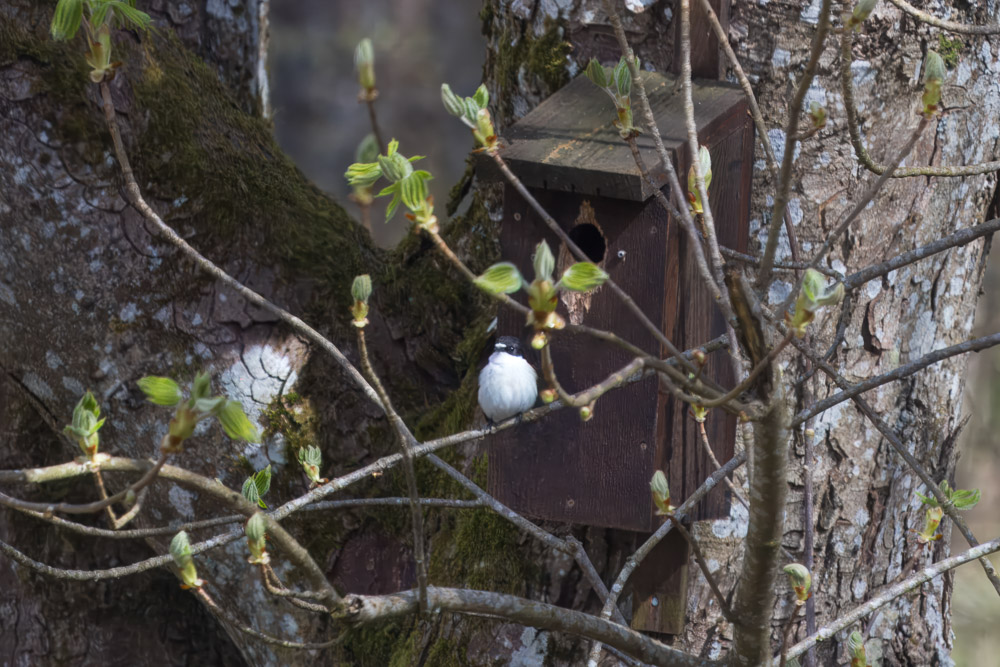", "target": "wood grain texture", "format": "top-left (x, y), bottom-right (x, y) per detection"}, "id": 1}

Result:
top-left (479, 71), bottom-right (745, 201)
top-left (485, 75), bottom-right (751, 534)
